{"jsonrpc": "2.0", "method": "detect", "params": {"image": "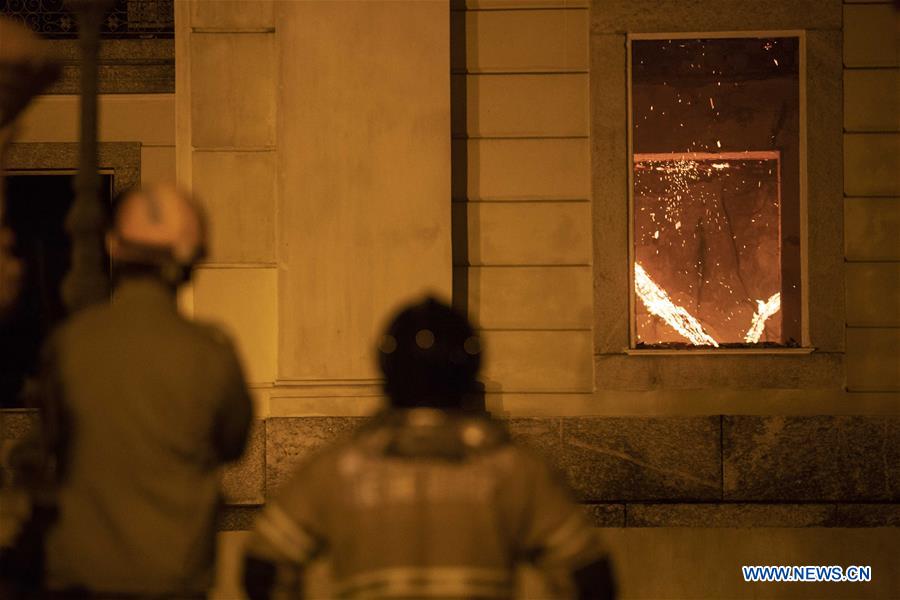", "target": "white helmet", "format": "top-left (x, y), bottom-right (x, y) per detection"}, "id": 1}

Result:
top-left (107, 184), bottom-right (207, 282)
